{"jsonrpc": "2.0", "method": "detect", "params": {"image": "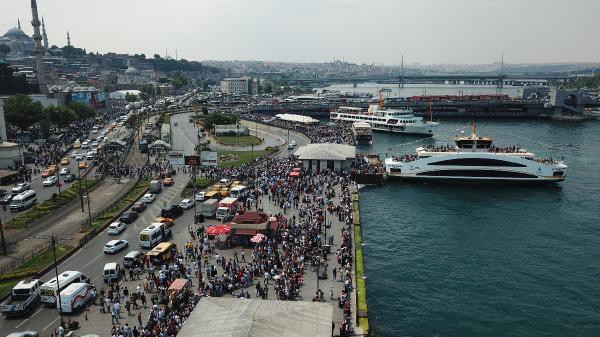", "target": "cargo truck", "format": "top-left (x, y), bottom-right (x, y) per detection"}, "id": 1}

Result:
top-left (215, 197), bottom-right (238, 220)
top-left (201, 199), bottom-right (219, 218)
